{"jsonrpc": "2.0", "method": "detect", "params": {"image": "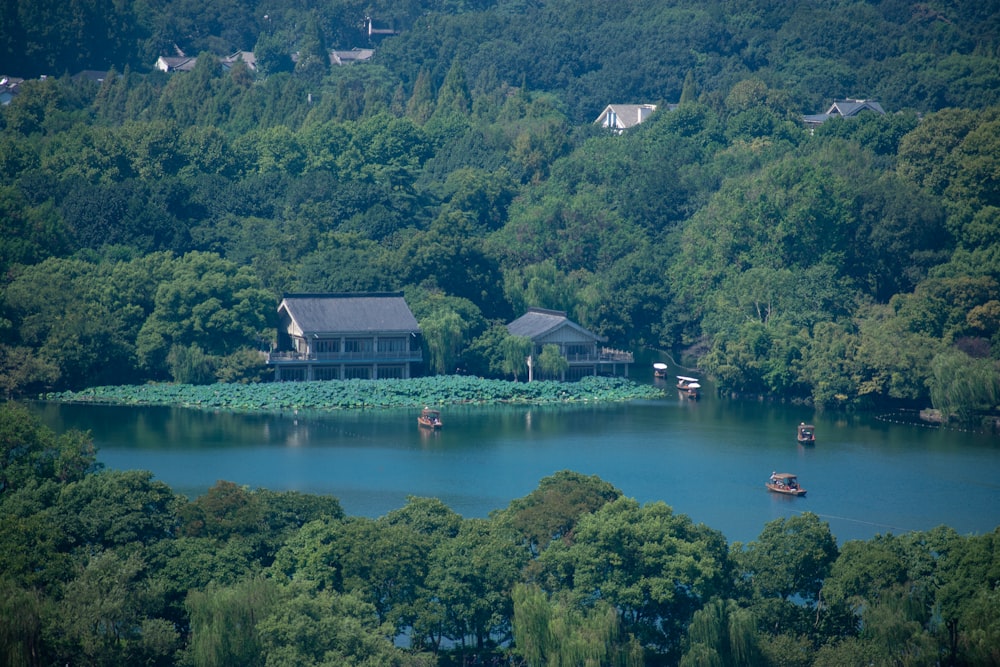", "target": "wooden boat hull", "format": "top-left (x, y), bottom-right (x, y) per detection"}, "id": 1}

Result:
top-left (418, 409), bottom-right (442, 429)
top-left (676, 375), bottom-right (701, 399)
top-left (766, 483), bottom-right (806, 496)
